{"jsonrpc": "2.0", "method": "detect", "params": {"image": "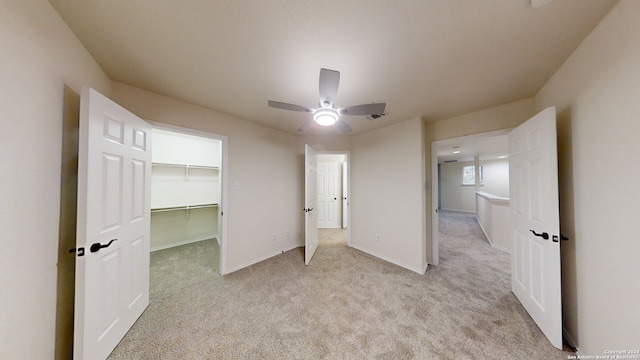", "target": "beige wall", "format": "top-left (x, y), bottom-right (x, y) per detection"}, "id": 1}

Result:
top-left (440, 159), bottom-right (510, 213)
top-left (535, 0), bottom-right (639, 354)
top-left (4, 0), bottom-right (635, 357)
top-left (480, 158), bottom-right (510, 198)
top-left (110, 82), bottom-right (303, 274)
top-left (350, 118), bottom-right (426, 273)
top-left (424, 98), bottom-right (536, 262)
top-left (0, 1), bottom-right (111, 359)
top-left (439, 161), bottom-right (477, 212)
